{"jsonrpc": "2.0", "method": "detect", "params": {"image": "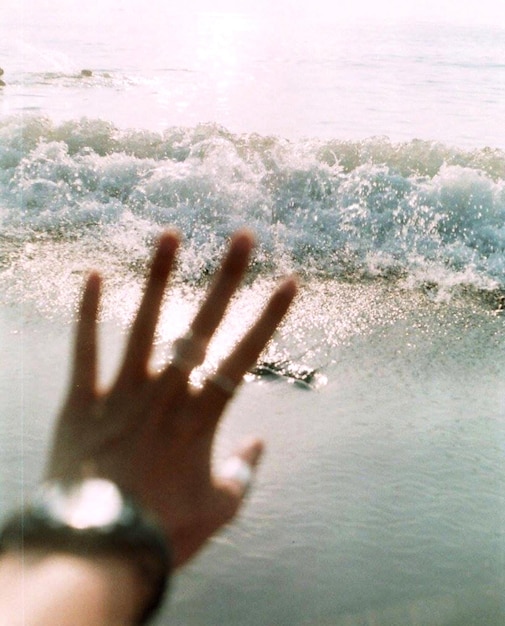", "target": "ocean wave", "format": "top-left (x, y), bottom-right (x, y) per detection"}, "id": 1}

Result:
top-left (1, 116), bottom-right (504, 296)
